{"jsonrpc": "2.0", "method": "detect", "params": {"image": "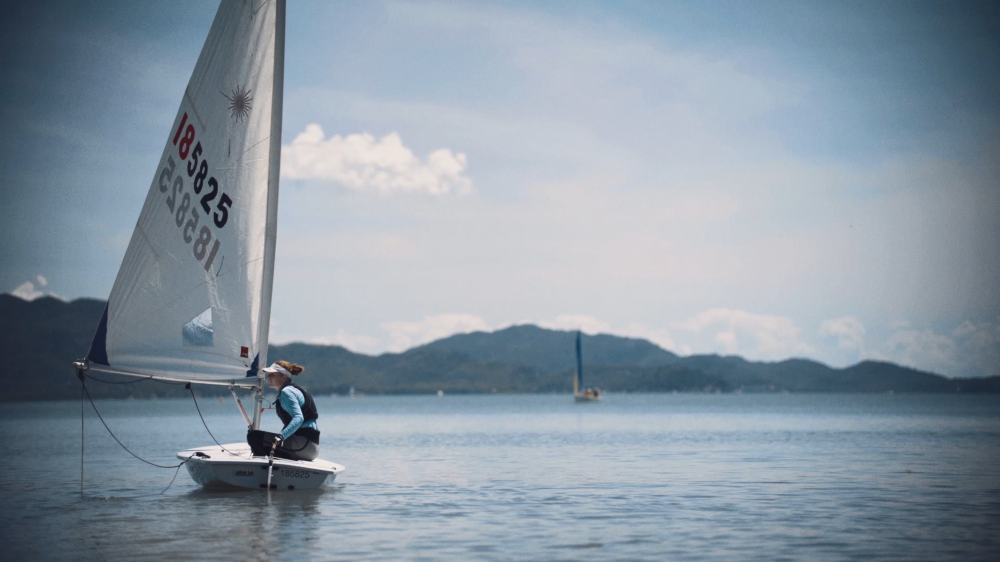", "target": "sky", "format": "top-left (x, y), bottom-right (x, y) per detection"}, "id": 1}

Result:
top-left (2, 0), bottom-right (998, 378)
